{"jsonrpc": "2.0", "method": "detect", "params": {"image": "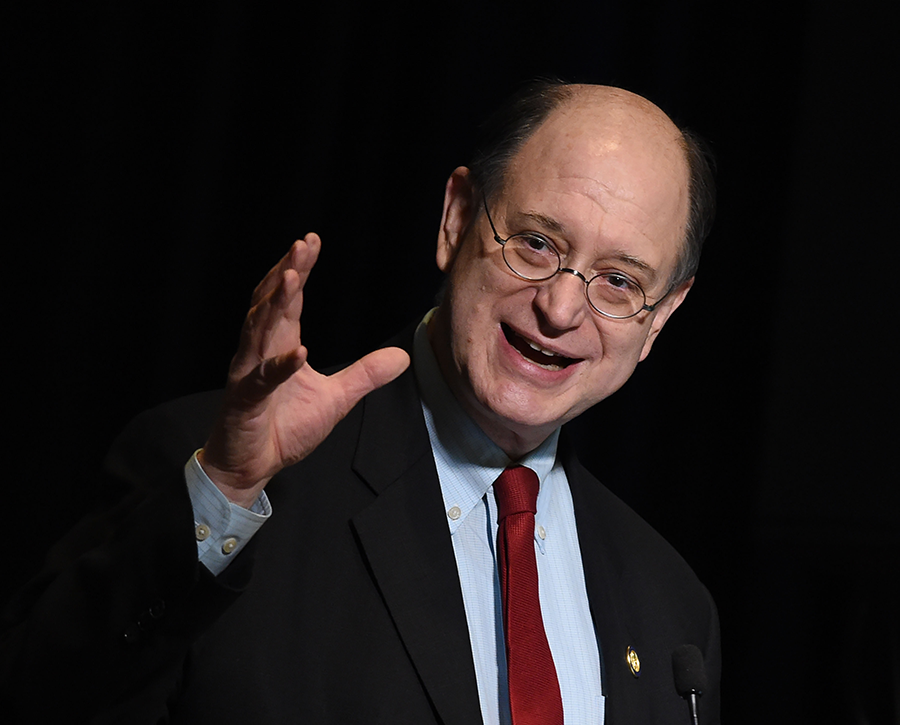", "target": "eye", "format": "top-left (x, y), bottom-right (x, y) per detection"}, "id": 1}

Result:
top-left (519, 233), bottom-right (553, 253)
top-left (605, 273), bottom-right (633, 290)
top-left (507, 233), bottom-right (559, 262)
top-left (503, 233), bottom-right (560, 279)
top-left (591, 271), bottom-right (644, 298)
